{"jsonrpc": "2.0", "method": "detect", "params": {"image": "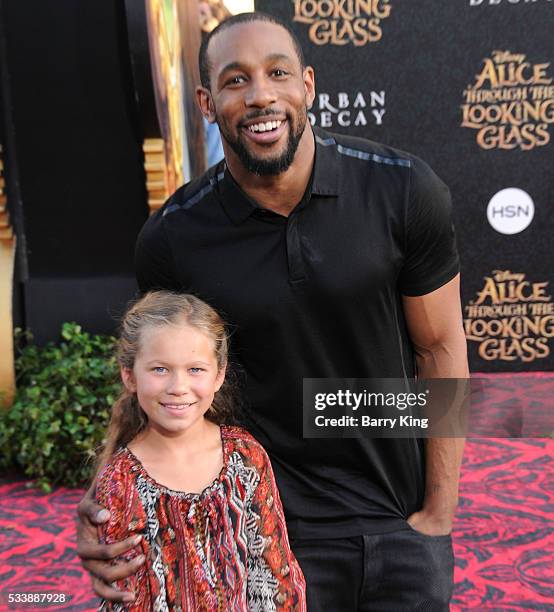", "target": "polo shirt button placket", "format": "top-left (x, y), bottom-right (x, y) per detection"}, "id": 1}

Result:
top-left (286, 210), bottom-right (306, 285)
